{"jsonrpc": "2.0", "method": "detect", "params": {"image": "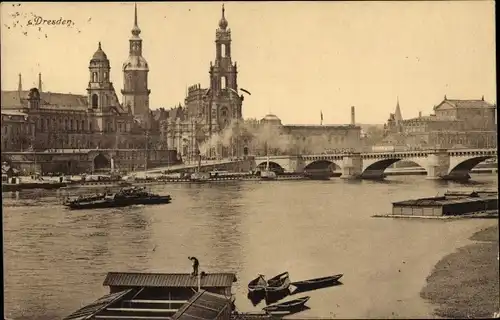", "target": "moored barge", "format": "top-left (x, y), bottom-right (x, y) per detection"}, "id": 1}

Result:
top-left (375, 190), bottom-right (498, 218)
top-left (63, 187), bottom-right (172, 210)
